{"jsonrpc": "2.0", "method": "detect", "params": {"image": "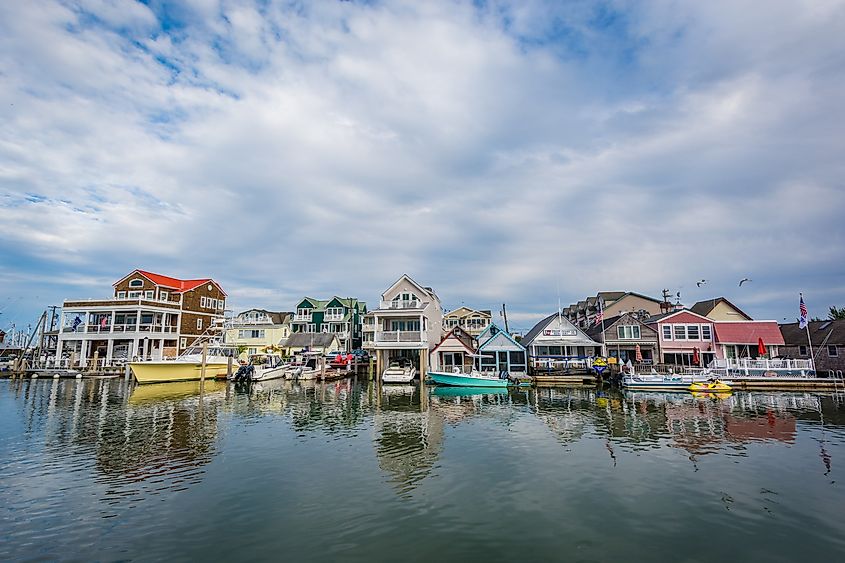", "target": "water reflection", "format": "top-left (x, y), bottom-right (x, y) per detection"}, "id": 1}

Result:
top-left (1, 378), bottom-right (845, 560)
